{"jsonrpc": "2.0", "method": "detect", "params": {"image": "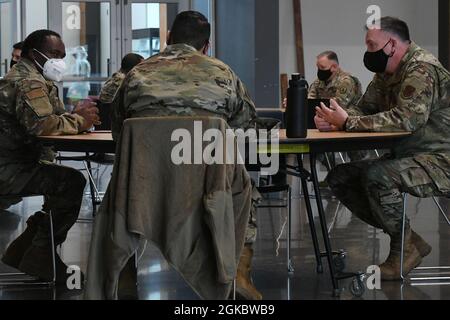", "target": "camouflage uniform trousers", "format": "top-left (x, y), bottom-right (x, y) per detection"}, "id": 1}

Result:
top-left (1, 162), bottom-right (86, 247)
top-left (245, 183), bottom-right (260, 244)
top-left (327, 156), bottom-right (446, 247)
